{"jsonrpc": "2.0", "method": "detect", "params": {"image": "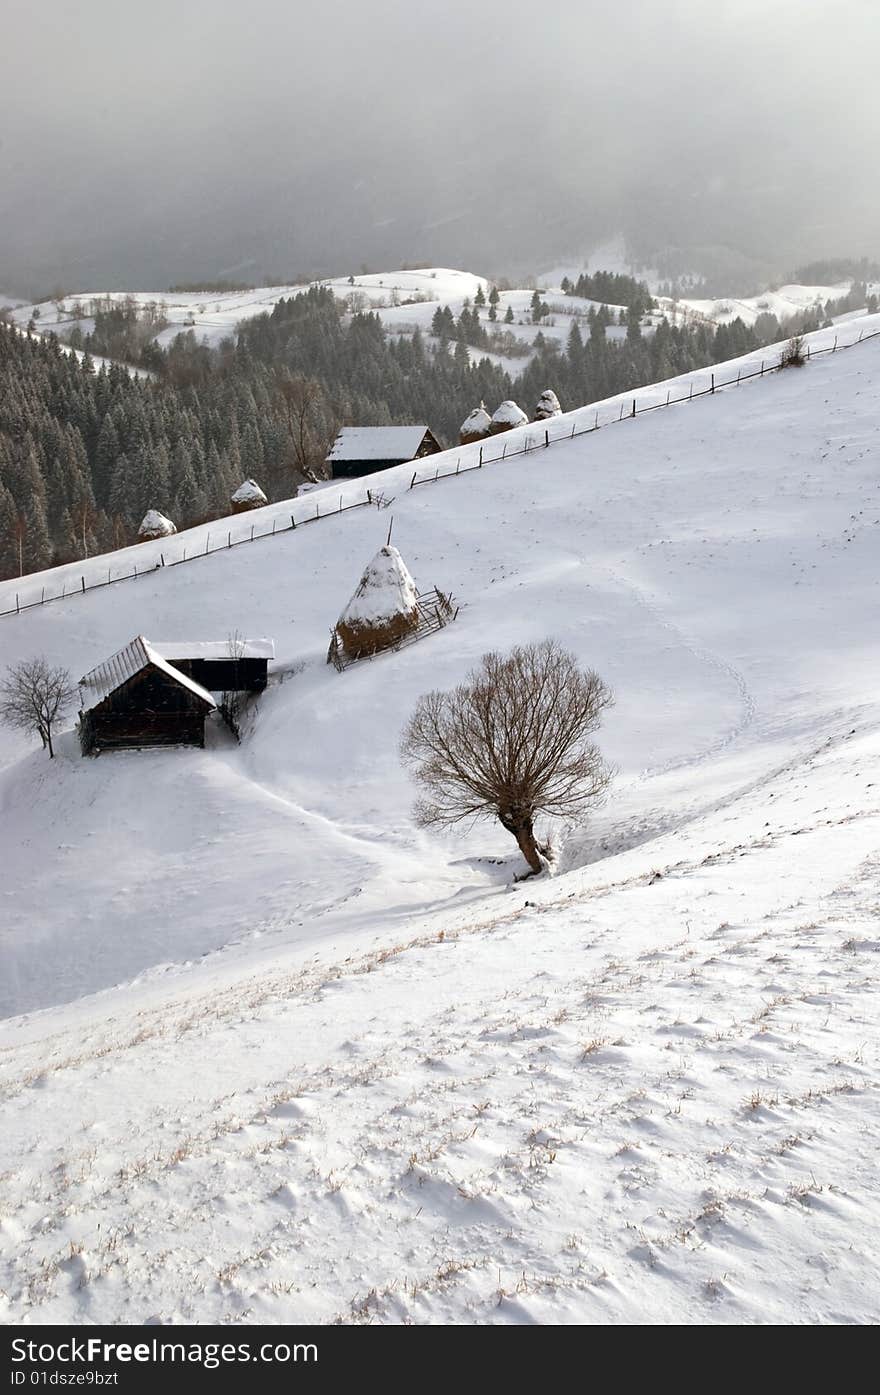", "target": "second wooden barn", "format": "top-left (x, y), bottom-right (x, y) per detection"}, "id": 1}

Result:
top-left (325, 425), bottom-right (441, 481)
top-left (156, 639), bottom-right (274, 694)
